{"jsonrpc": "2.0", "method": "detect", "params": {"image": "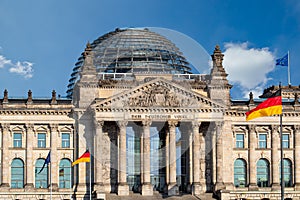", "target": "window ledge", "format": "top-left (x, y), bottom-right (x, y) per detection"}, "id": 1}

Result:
top-left (32, 147), bottom-right (51, 150)
top-left (233, 148), bottom-right (249, 150)
top-left (57, 148), bottom-right (74, 150)
top-left (9, 147), bottom-right (26, 150)
top-left (33, 147), bottom-right (51, 150)
top-left (277, 148), bottom-right (294, 150)
top-left (255, 148), bottom-right (271, 150)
